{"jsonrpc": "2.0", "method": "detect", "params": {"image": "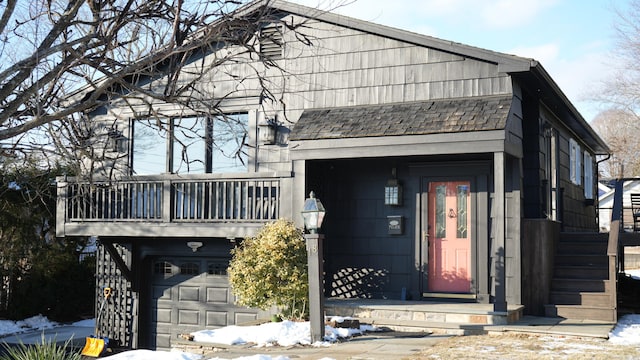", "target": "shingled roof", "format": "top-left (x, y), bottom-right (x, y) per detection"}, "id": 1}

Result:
top-left (289, 95), bottom-right (513, 141)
